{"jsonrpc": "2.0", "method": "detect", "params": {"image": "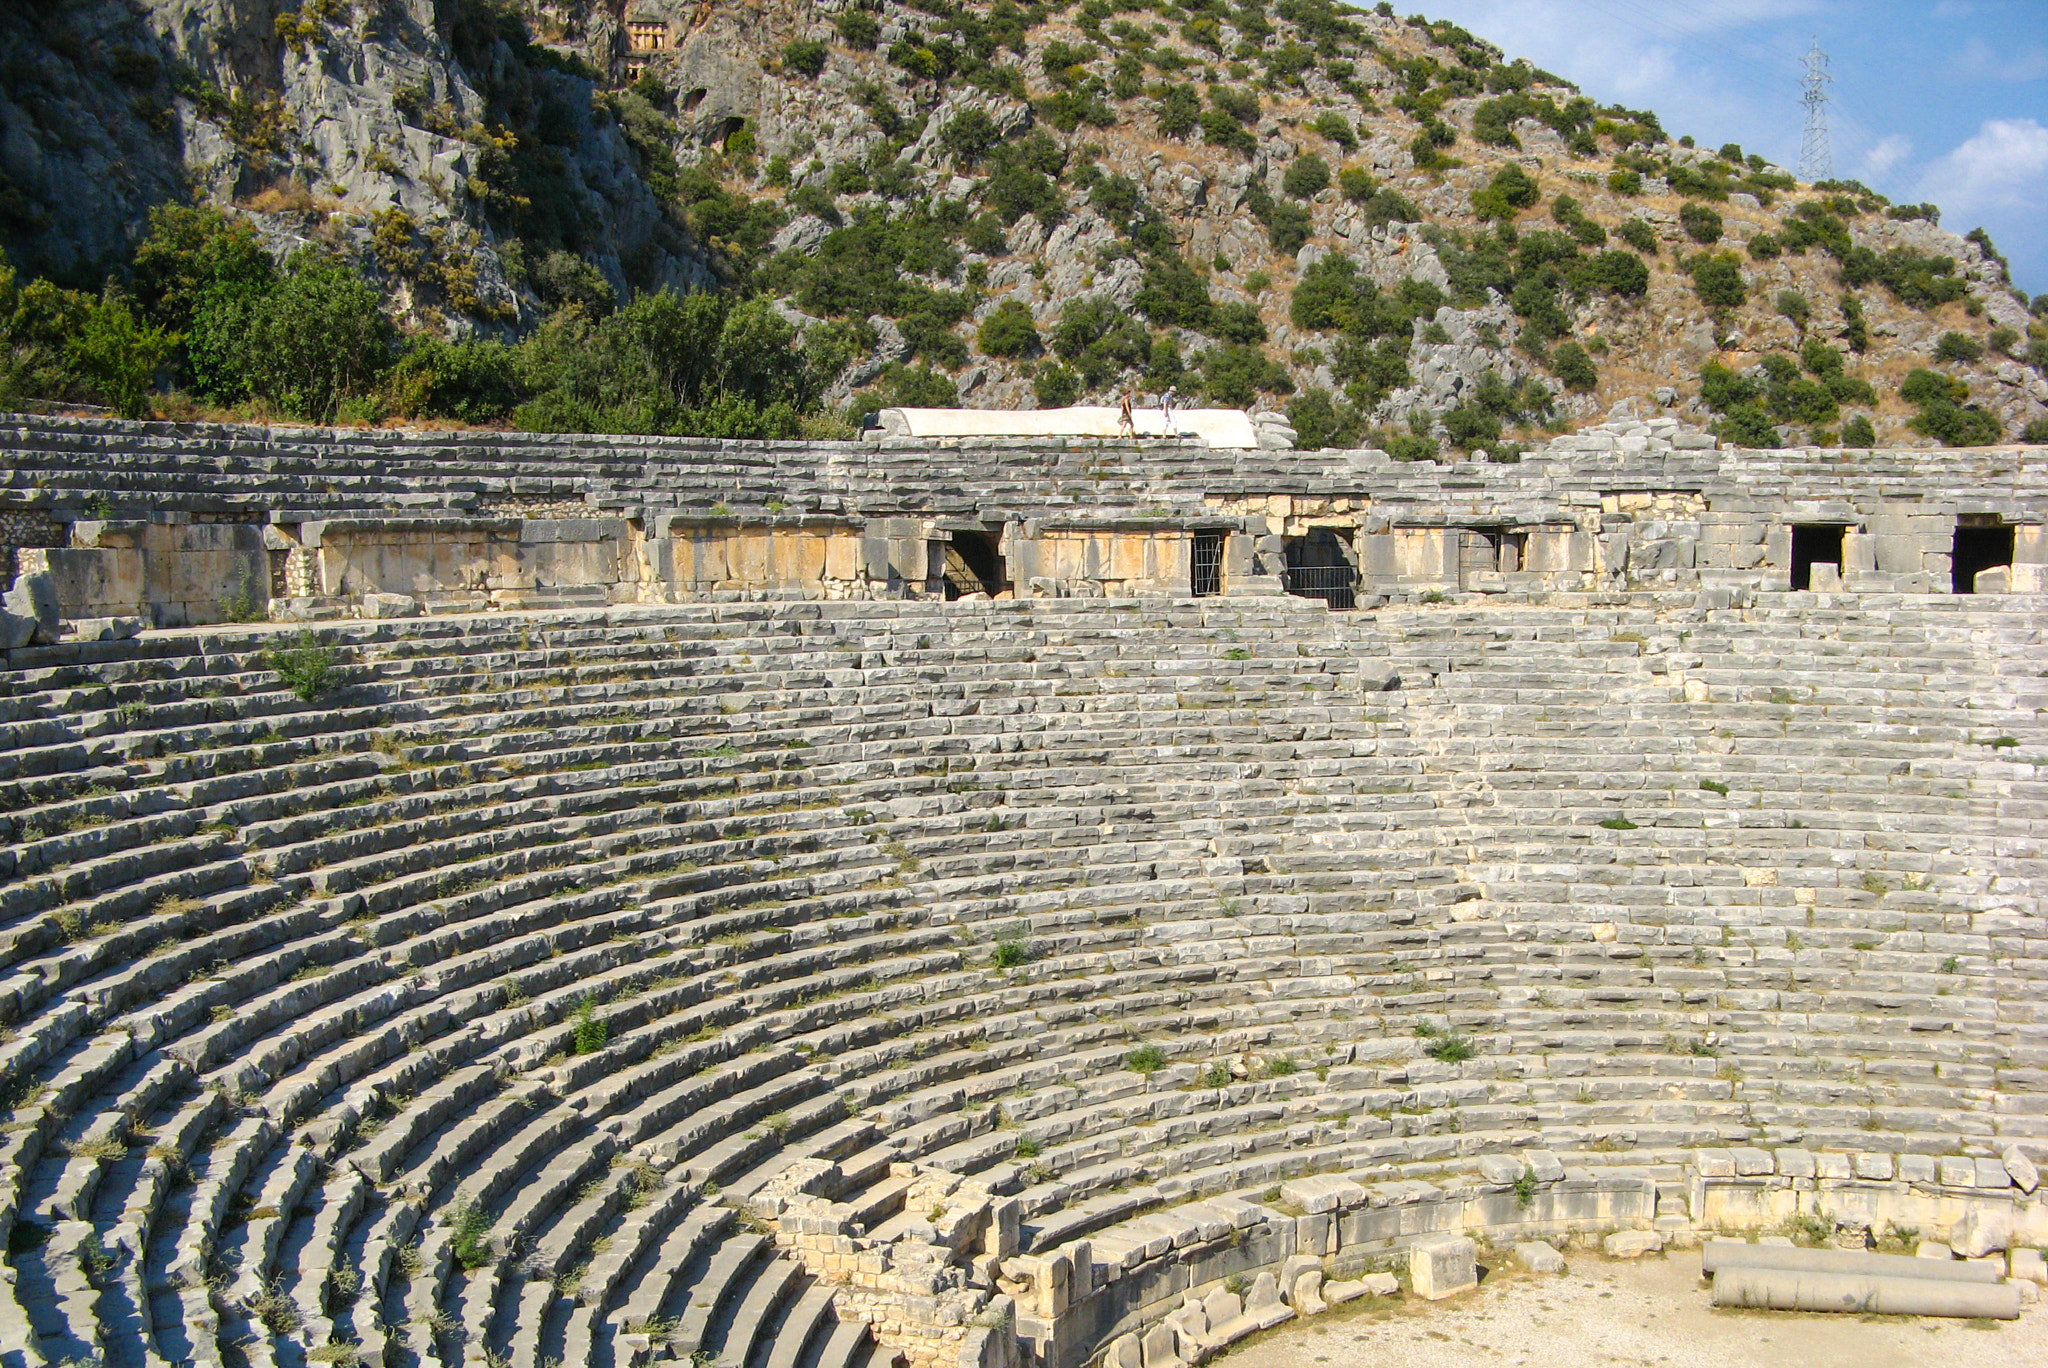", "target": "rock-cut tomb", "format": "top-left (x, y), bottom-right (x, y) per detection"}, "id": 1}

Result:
top-left (0, 413), bottom-right (2043, 1368)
